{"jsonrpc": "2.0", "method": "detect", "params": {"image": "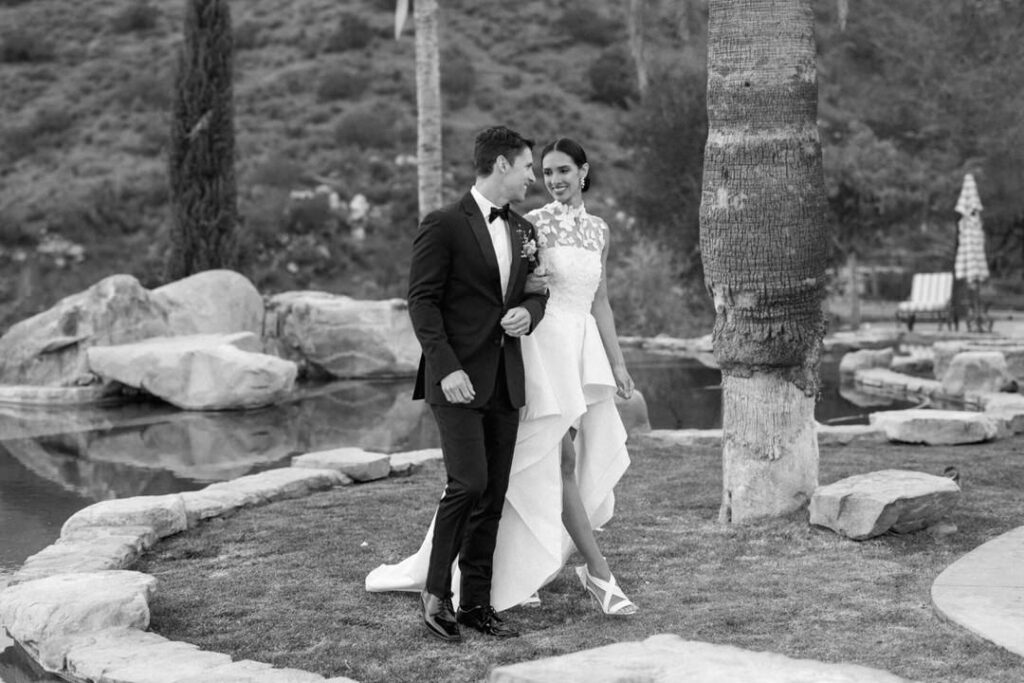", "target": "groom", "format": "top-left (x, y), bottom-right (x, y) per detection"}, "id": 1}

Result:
top-left (407, 125), bottom-right (547, 642)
